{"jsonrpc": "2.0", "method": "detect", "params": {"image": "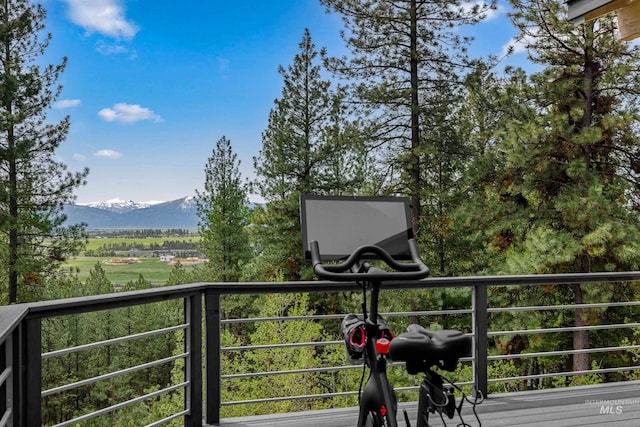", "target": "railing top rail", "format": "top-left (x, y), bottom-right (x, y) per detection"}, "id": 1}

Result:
top-left (23, 282), bottom-right (209, 319)
top-left (408, 271), bottom-right (640, 288)
top-left (0, 304), bottom-right (29, 343)
top-left (203, 270), bottom-right (640, 294)
top-left (1, 270), bottom-right (639, 335)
